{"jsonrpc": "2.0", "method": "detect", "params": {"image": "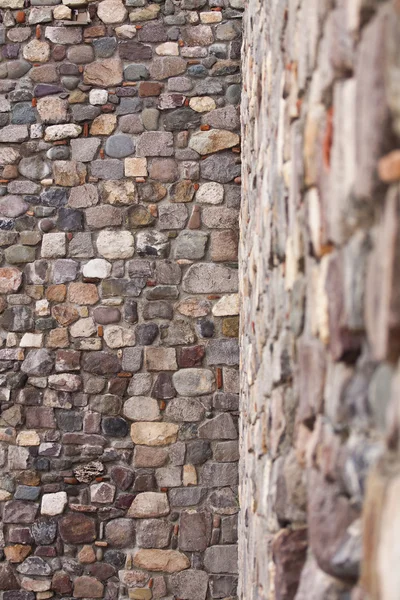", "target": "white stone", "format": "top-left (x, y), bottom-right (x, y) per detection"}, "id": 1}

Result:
top-left (156, 42), bottom-right (179, 56)
top-left (96, 230), bottom-right (134, 259)
top-left (20, 333), bottom-right (43, 348)
top-left (89, 89), bottom-right (108, 106)
top-left (115, 24), bottom-right (137, 38)
top-left (35, 299), bottom-right (50, 316)
top-left (189, 96), bottom-right (216, 113)
top-left (196, 181), bottom-right (224, 204)
top-left (30, 124), bottom-right (43, 139)
top-left (41, 491), bottom-right (68, 516)
top-left (212, 294), bottom-right (240, 316)
top-left (97, 0), bottom-right (127, 23)
top-left (22, 39), bottom-right (50, 63)
top-left (104, 325), bottom-right (135, 349)
top-left (41, 233), bottom-right (66, 258)
top-left (0, 96), bottom-right (11, 113)
top-left (125, 157), bottom-right (148, 177)
top-left (82, 258), bottom-right (111, 279)
top-left (44, 124), bottom-right (82, 142)
top-left (70, 318), bottom-right (97, 338)
top-left (53, 5), bottom-right (71, 18)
